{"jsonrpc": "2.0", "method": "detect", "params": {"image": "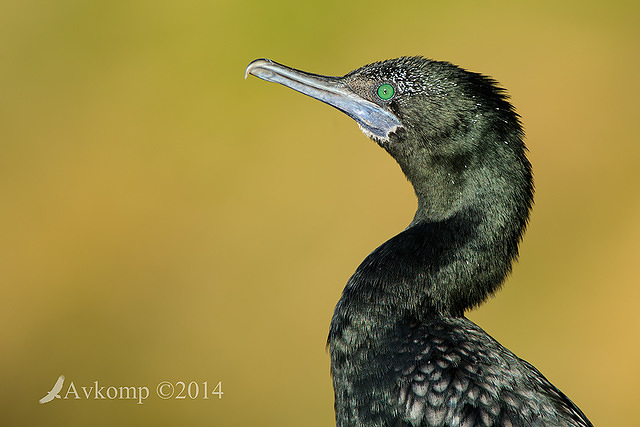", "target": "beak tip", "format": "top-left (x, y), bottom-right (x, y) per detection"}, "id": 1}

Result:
top-left (245, 58), bottom-right (272, 80)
